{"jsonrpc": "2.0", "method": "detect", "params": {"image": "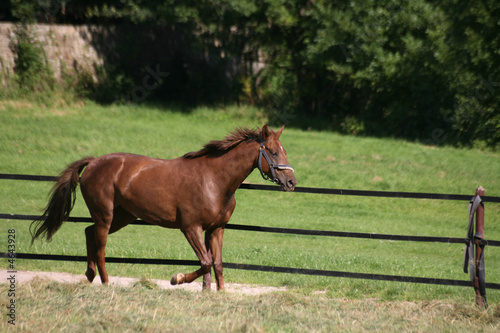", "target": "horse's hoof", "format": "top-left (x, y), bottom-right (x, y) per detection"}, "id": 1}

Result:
top-left (170, 273), bottom-right (185, 285)
top-left (85, 269), bottom-right (96, 283)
